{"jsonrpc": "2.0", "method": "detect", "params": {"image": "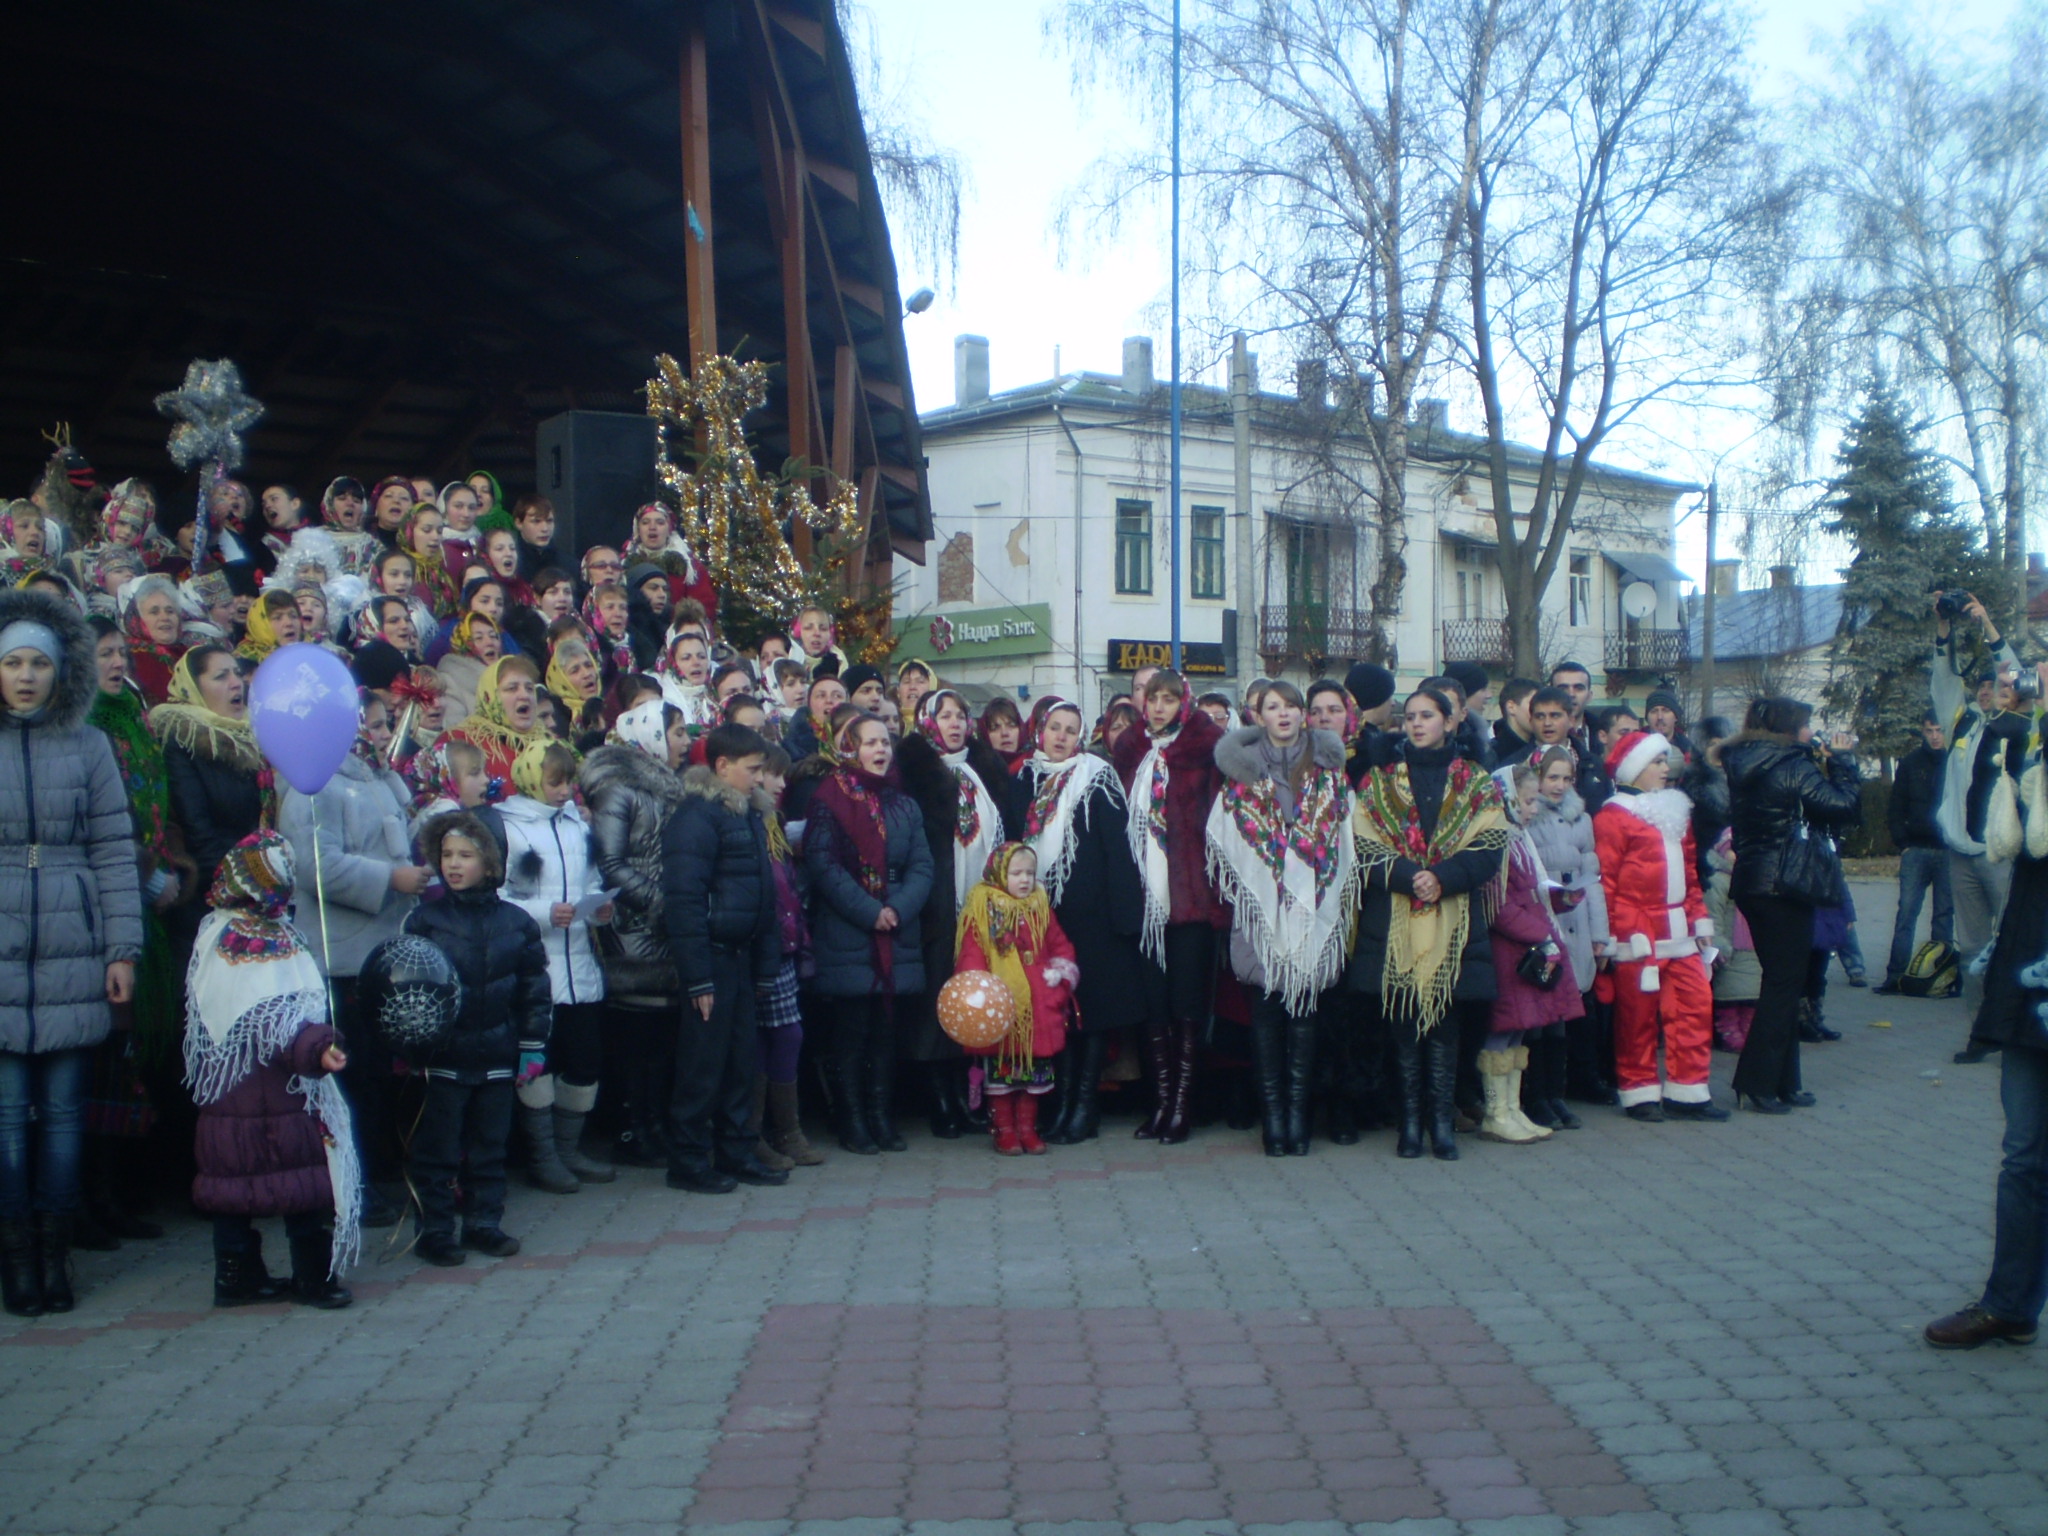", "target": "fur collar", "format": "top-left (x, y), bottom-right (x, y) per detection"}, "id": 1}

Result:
top-left (1213, 724), bottom-right (1346, 786)
top-left (1532, 787), bottom-right (1586, 825)
top-left (681, 762), bottom-right (756, 815)
top-left (579, 741), bottom-right (686, 807)
top-left (418, 808), bottom-right (506, 884)
top-left (893, 730), bottom-right (962, 818)
top-left (1601, 786), bottom-right (1694, 836)
top-left (0, 586), bottom-right (97, 733)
